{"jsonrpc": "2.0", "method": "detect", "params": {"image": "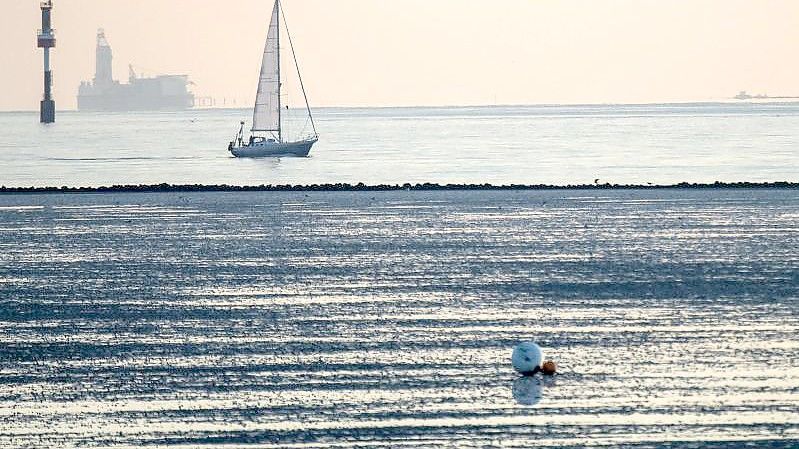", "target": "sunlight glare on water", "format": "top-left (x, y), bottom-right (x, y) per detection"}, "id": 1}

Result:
top-left (0, 189), bottom-right (797, 447)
